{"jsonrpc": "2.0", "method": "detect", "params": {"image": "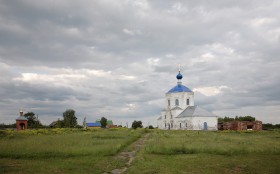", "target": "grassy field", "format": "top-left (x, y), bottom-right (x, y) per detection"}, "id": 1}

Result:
top-left (127, 130), bottom-right (280, 174)
top-left (1, 129), bottom-right (280, 174)
top-left (0, 128), bottom-right (145, 174)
